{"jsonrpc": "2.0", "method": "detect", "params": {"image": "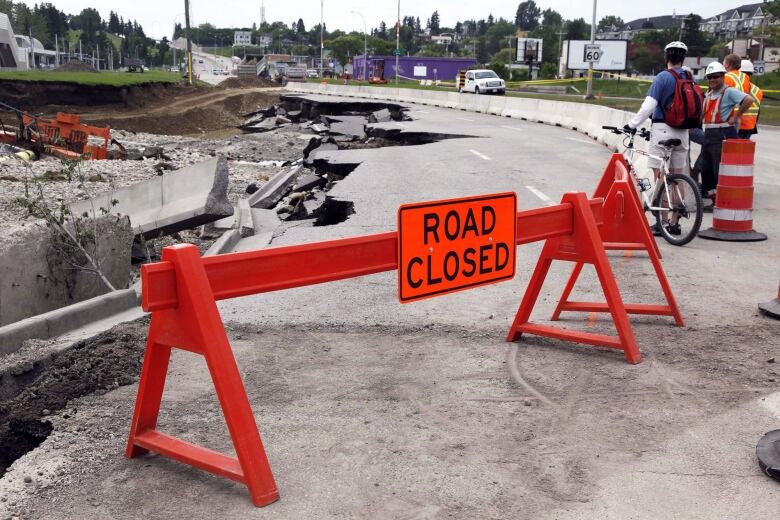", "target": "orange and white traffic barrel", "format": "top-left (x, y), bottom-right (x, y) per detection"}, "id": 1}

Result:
top-left (699, 139), bottom-right (767, 242)
top-left (759, 280), bottom-right (780, 320)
